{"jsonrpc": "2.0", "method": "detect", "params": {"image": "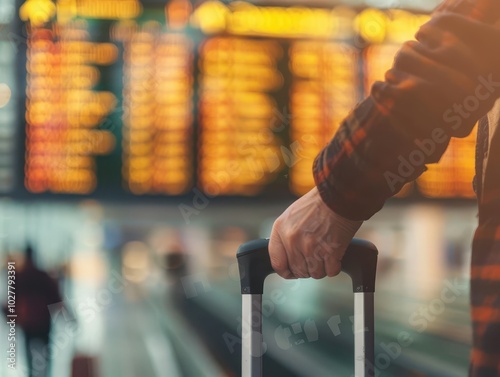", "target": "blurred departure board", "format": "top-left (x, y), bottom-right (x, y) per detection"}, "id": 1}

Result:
top-left (6, 0), bottom-right (476, 200)
top-left (0, 3), bottom-right (17, 194)
top-left (290, 42), bottom-right (358, 195)
top-left (198, 37), bottom-right (284, 196)
top-left (364, 44), bottom-right (400, 97)
top-left (25, 24), bottom-right (118, 194)
top-left (0, 38), bottom-right (16, 193)
top-left (121, 25), bottom-right (194, 195)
